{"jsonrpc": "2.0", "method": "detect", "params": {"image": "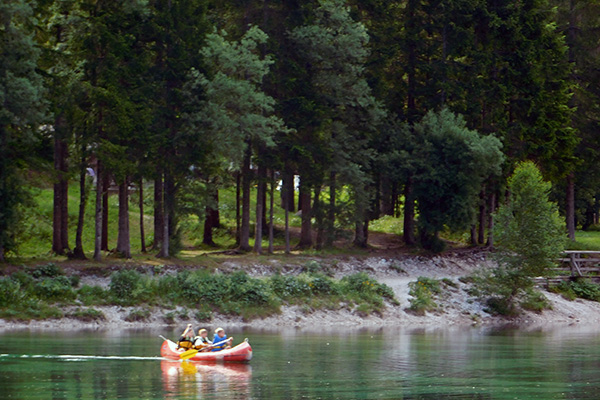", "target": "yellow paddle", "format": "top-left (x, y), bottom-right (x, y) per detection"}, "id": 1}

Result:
top-left (180, 348), bottom-right (199, 360)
